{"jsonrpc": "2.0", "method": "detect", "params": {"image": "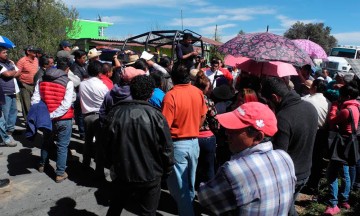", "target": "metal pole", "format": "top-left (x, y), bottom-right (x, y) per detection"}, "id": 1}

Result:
top-left (181, 10), bottom-right (183, 30)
